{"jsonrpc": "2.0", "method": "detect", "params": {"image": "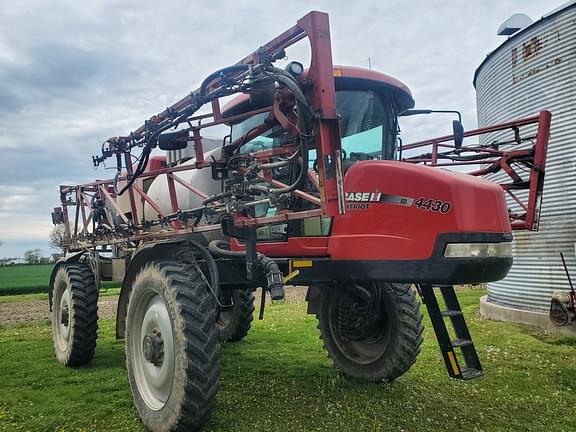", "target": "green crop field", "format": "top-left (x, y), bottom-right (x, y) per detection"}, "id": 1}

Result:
top-left (0, 265), bottom-right (54, 295)
top-left (0, 265), bottom-right (117, 295)
top-left (1, 289), bottom-right (576, 431)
